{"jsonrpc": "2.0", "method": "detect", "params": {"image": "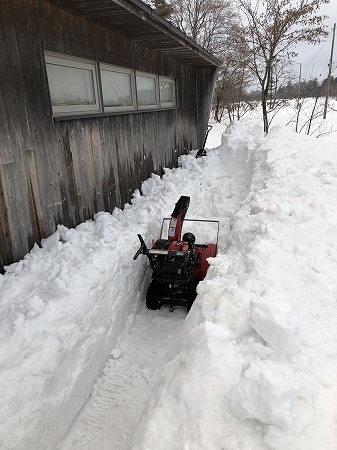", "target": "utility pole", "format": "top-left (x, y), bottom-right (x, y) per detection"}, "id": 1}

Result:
top-left (296, 63), bottom-right (302, 132)
top-left (297, 63), bottom-right (302, 110)
top-left (323, 23), bottom-right (336, 119)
